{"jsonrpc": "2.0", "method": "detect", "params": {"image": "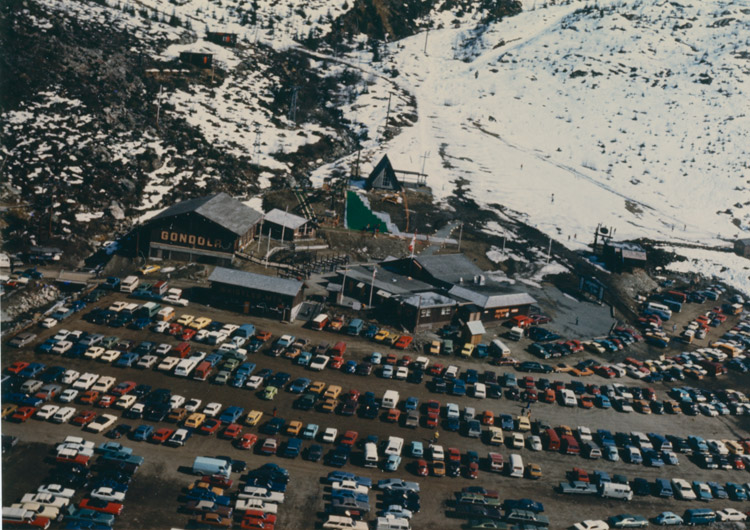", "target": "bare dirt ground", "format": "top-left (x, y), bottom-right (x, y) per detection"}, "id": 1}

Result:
top-left (3, 288), bottom-right (749, 529)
